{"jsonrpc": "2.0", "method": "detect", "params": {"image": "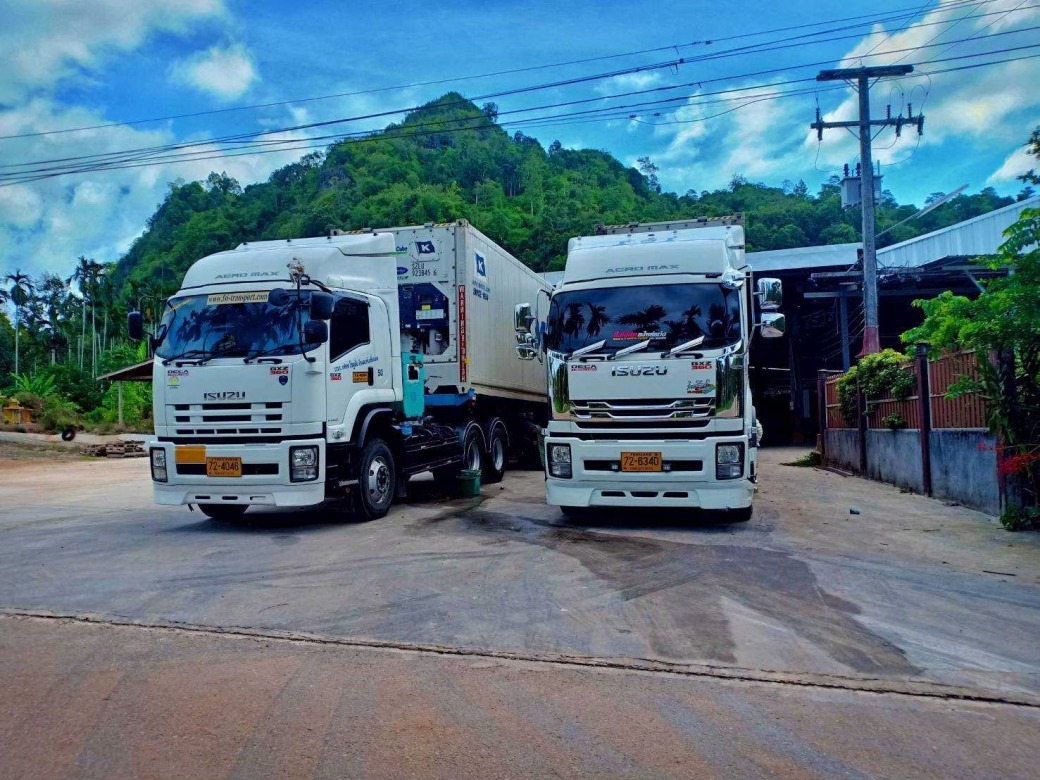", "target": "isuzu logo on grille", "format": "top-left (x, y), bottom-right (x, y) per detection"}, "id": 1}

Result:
top-left (611, 366), bottom-right (667, 376)
top-left (203, 391), bottom-right (246, 400)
